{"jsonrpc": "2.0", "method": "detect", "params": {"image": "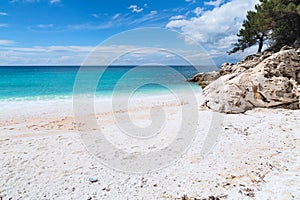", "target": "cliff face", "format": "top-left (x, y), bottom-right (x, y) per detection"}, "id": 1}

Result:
top-left (189, 46), bottom-right (300, 113)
